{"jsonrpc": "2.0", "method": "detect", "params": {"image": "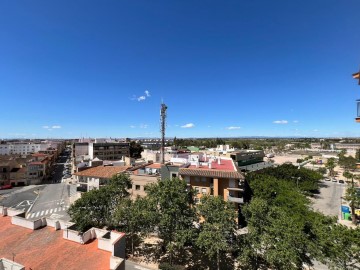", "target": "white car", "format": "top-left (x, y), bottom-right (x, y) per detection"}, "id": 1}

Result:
top-left (332, 178), bottom-right (337, 182)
